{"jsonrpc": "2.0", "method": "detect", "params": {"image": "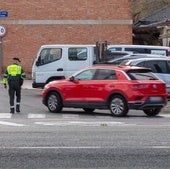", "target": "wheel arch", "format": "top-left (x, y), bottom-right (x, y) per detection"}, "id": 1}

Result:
top-left (107, 91), bottom-right (128, 106)
top-left (46, 76), bottom-right (65, 84)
